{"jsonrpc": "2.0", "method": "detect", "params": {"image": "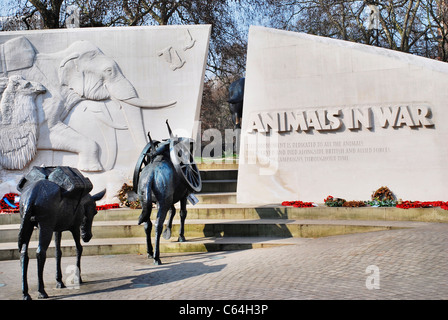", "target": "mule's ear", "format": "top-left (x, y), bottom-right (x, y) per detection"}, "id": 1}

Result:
top-left (92, 189), bottom-right (106, 202)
